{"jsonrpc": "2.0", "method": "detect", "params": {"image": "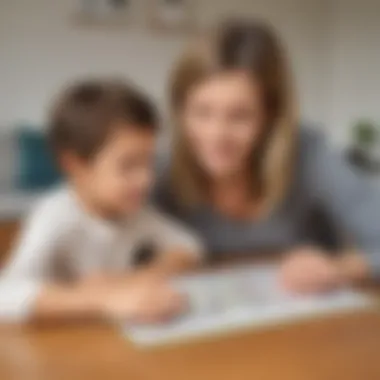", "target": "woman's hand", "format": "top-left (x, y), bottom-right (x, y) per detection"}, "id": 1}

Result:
top-left (278, 247), bottom-right (369, 294)
top-left (82, 270), bottom-right (187, 323)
